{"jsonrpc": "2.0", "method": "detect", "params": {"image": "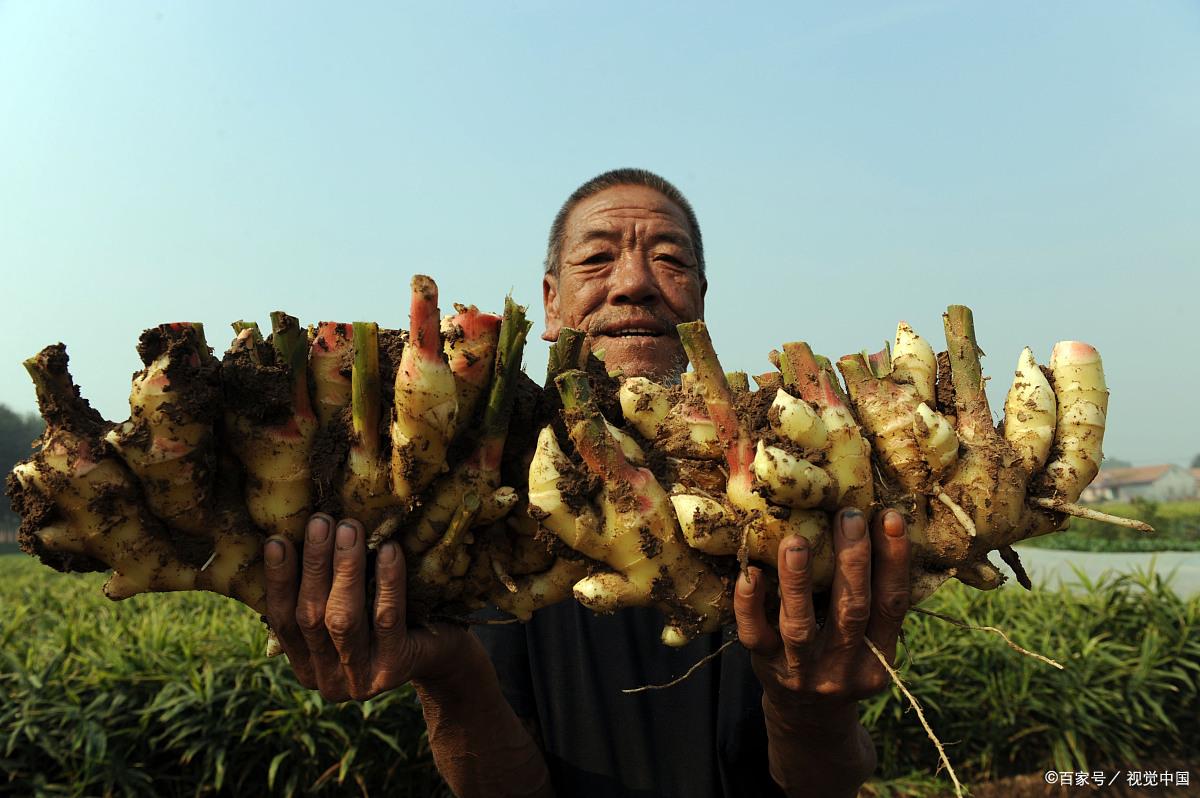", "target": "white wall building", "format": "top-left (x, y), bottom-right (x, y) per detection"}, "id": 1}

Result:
top-left (1080, 465), bottom-right (1198, 503)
